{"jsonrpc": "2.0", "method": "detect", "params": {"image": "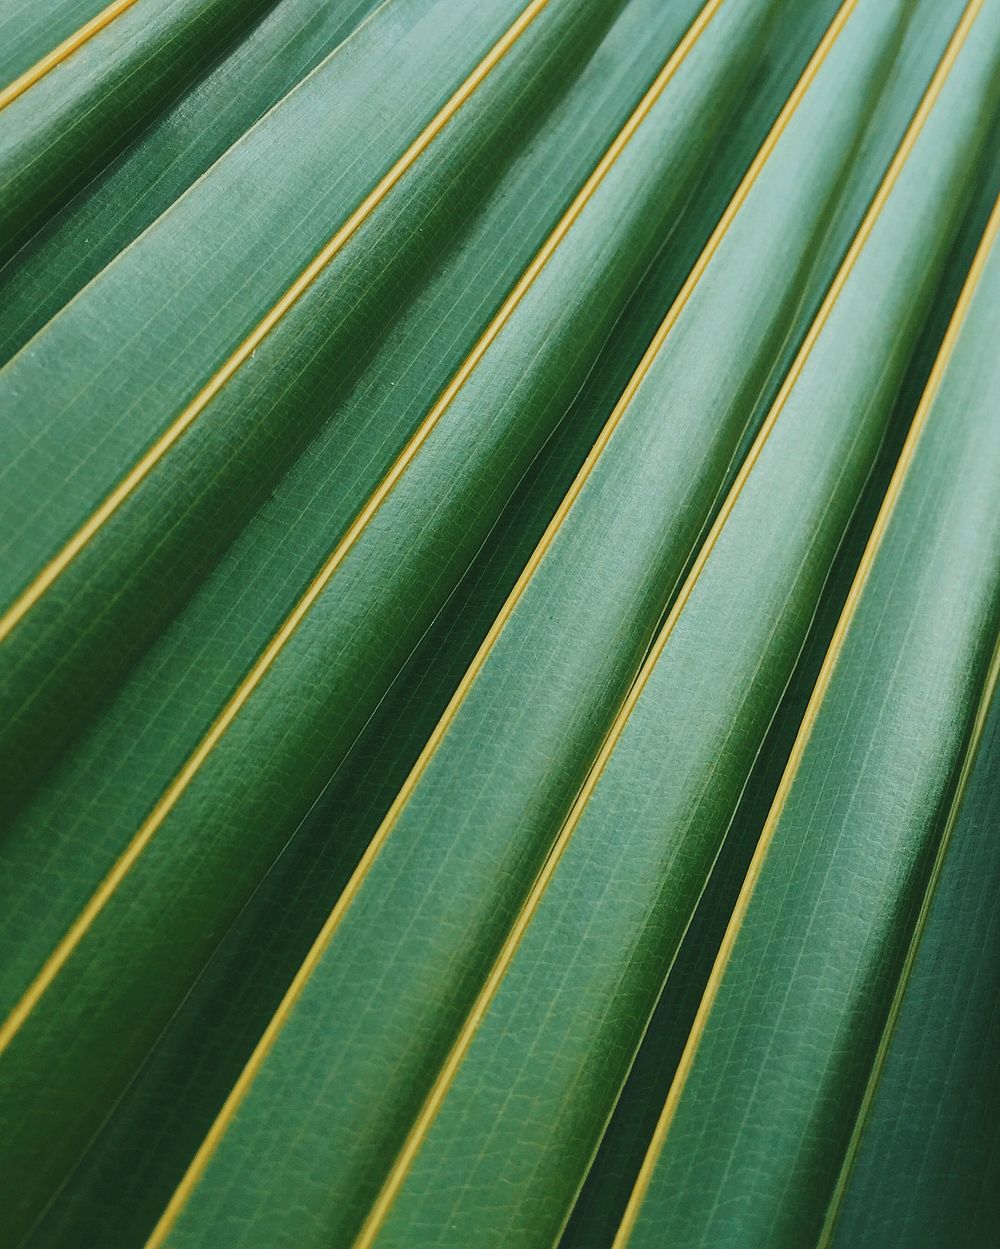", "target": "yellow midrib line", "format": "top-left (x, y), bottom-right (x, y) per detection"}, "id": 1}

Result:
top-left (347, 1), bottom-right (870, 1243)
top-left (816, 291), bottom-right (1000, 1249)
top-left (610, 22), bottom-right (993, 1244)
top-left (0, 0), bottom-right (552, 647)
top-left (0, 0), bottom-right (553, 1056)
top-left (137, 2), bottom-right (731, 1244)
top-left (0, 0), bottom-right (143, 111)
top-left (3, 0), bottom-right (724, 1175)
